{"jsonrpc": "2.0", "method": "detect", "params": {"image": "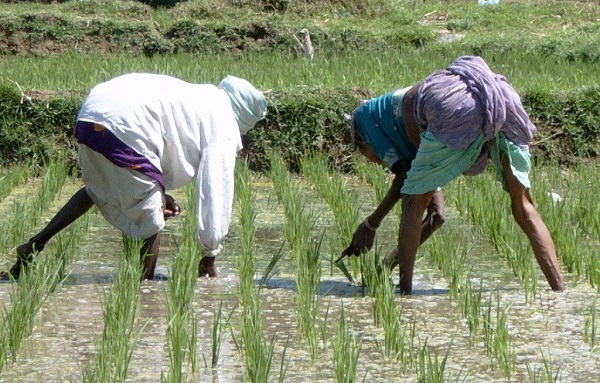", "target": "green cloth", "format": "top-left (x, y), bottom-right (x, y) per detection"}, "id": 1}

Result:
top-left (401, 131), bottom-right (531, 195)
top-left (491, 132), bottom-right (531, 191)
